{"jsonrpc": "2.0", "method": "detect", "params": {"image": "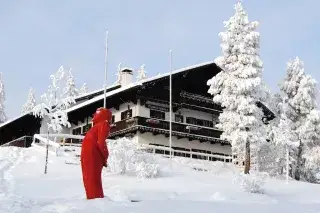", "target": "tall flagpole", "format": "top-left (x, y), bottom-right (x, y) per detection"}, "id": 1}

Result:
top-left (103, 31), bottom-right (109, 108)
top-left (169, 50), bottom-right (172, 161)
